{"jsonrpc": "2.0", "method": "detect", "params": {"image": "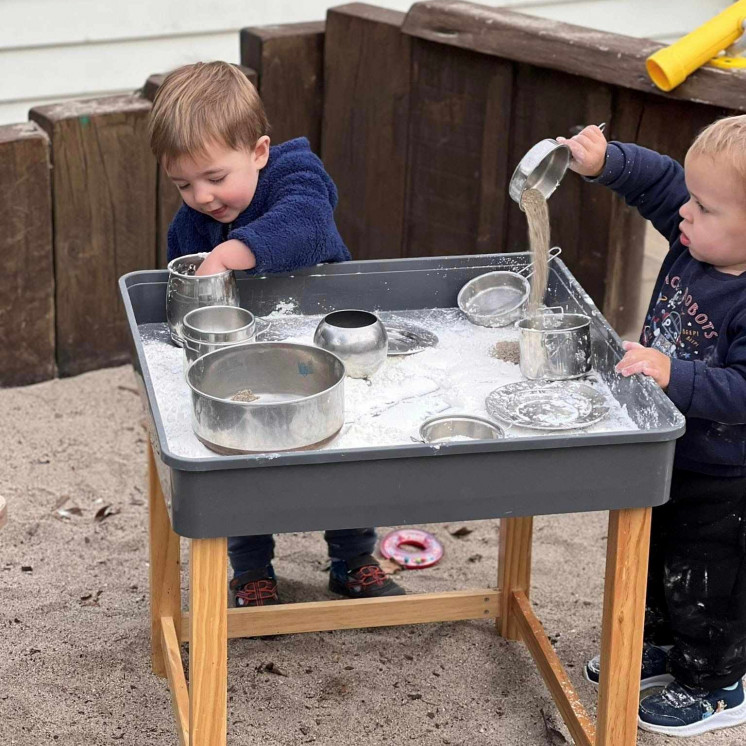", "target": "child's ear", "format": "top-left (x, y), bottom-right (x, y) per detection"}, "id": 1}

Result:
top-left (253, 136), bottom-right (270, 169)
